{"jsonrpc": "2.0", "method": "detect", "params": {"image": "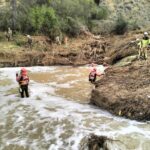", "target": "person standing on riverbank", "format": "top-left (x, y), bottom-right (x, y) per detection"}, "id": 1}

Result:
top-left (5, 27), bottom-right (13, 41)
top-left (27, 35), bottom-right (32, 49)
top-left (16, 68), bottom-right (29, 98)
top-left (138, 32), bottom-right (150, 60)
